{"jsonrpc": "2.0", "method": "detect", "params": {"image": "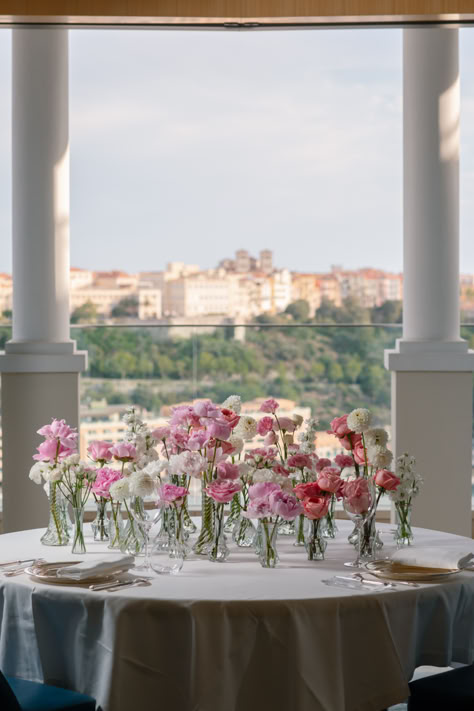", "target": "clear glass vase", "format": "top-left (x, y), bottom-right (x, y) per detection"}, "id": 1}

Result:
top-left (108, 501), bottom-right (124, 549)
top-left (293, 513), bottom-right (306, 547)
top-left (358, 512), bottom-right (381, 561)
top-left (278, 519), bottom-right (296, 536)
top-left (193, 488), bottom-right (215, 555)
top-left (224, 493), bottom-right (241, 533)
top-left (71, 504), bottom-right (86, 554)
top-left (322, 496), bottom-right (338, 539)
top-left (232, 516), bottom-right (256, 547)
top-left (182, 498), bottom-right (197, 535)
top-left (151, 534), bottom-right (185, 575)
top-left (208, 503), bottom-right (229, 562)
top-left (41, 482), bottom-right (70, 546)
top-left (305, 518), bottom-right (327, 561)
top-left (120, 497), bottom-right (145, 555)
top-left (258, 518), bottom-right (280, 568)
top-left (91, 497), bottom-right (109, 542)
top-left (395, 502), bottom-right (414, 547)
